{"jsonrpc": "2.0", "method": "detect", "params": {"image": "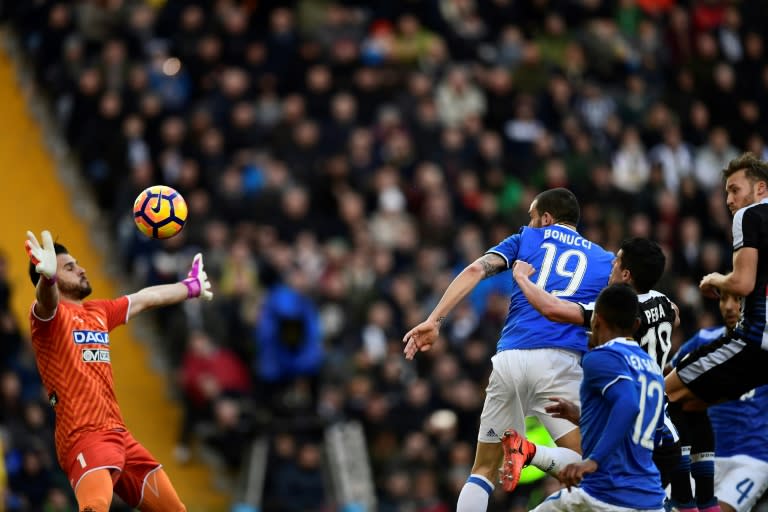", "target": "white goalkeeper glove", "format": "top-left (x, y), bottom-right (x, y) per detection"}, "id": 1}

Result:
top-left (25, 230), bottom-right (58, 280)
